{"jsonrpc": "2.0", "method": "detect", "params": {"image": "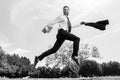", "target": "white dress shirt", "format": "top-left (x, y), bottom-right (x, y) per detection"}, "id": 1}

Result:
top-left (46, 15), bottom-right (70, 31)
top-left (43, 15), bottom-right (81, 33)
